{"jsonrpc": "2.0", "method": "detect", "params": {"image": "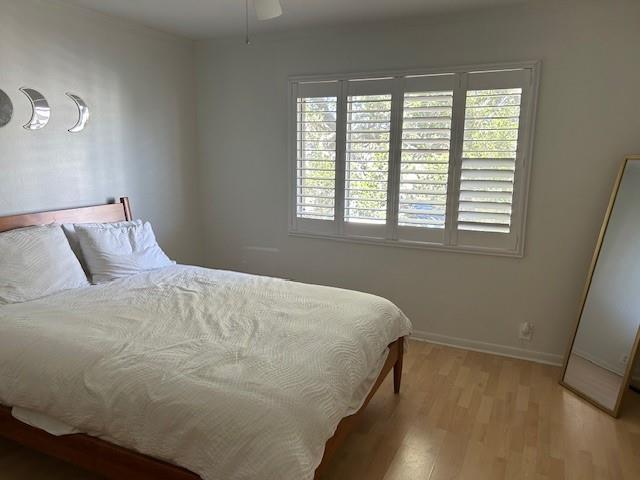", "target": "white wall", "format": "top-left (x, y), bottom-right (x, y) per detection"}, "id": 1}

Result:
top-left (195, 0), bottom-right (640, 363)
top-left (0, 0), bottom-right (203, 264)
